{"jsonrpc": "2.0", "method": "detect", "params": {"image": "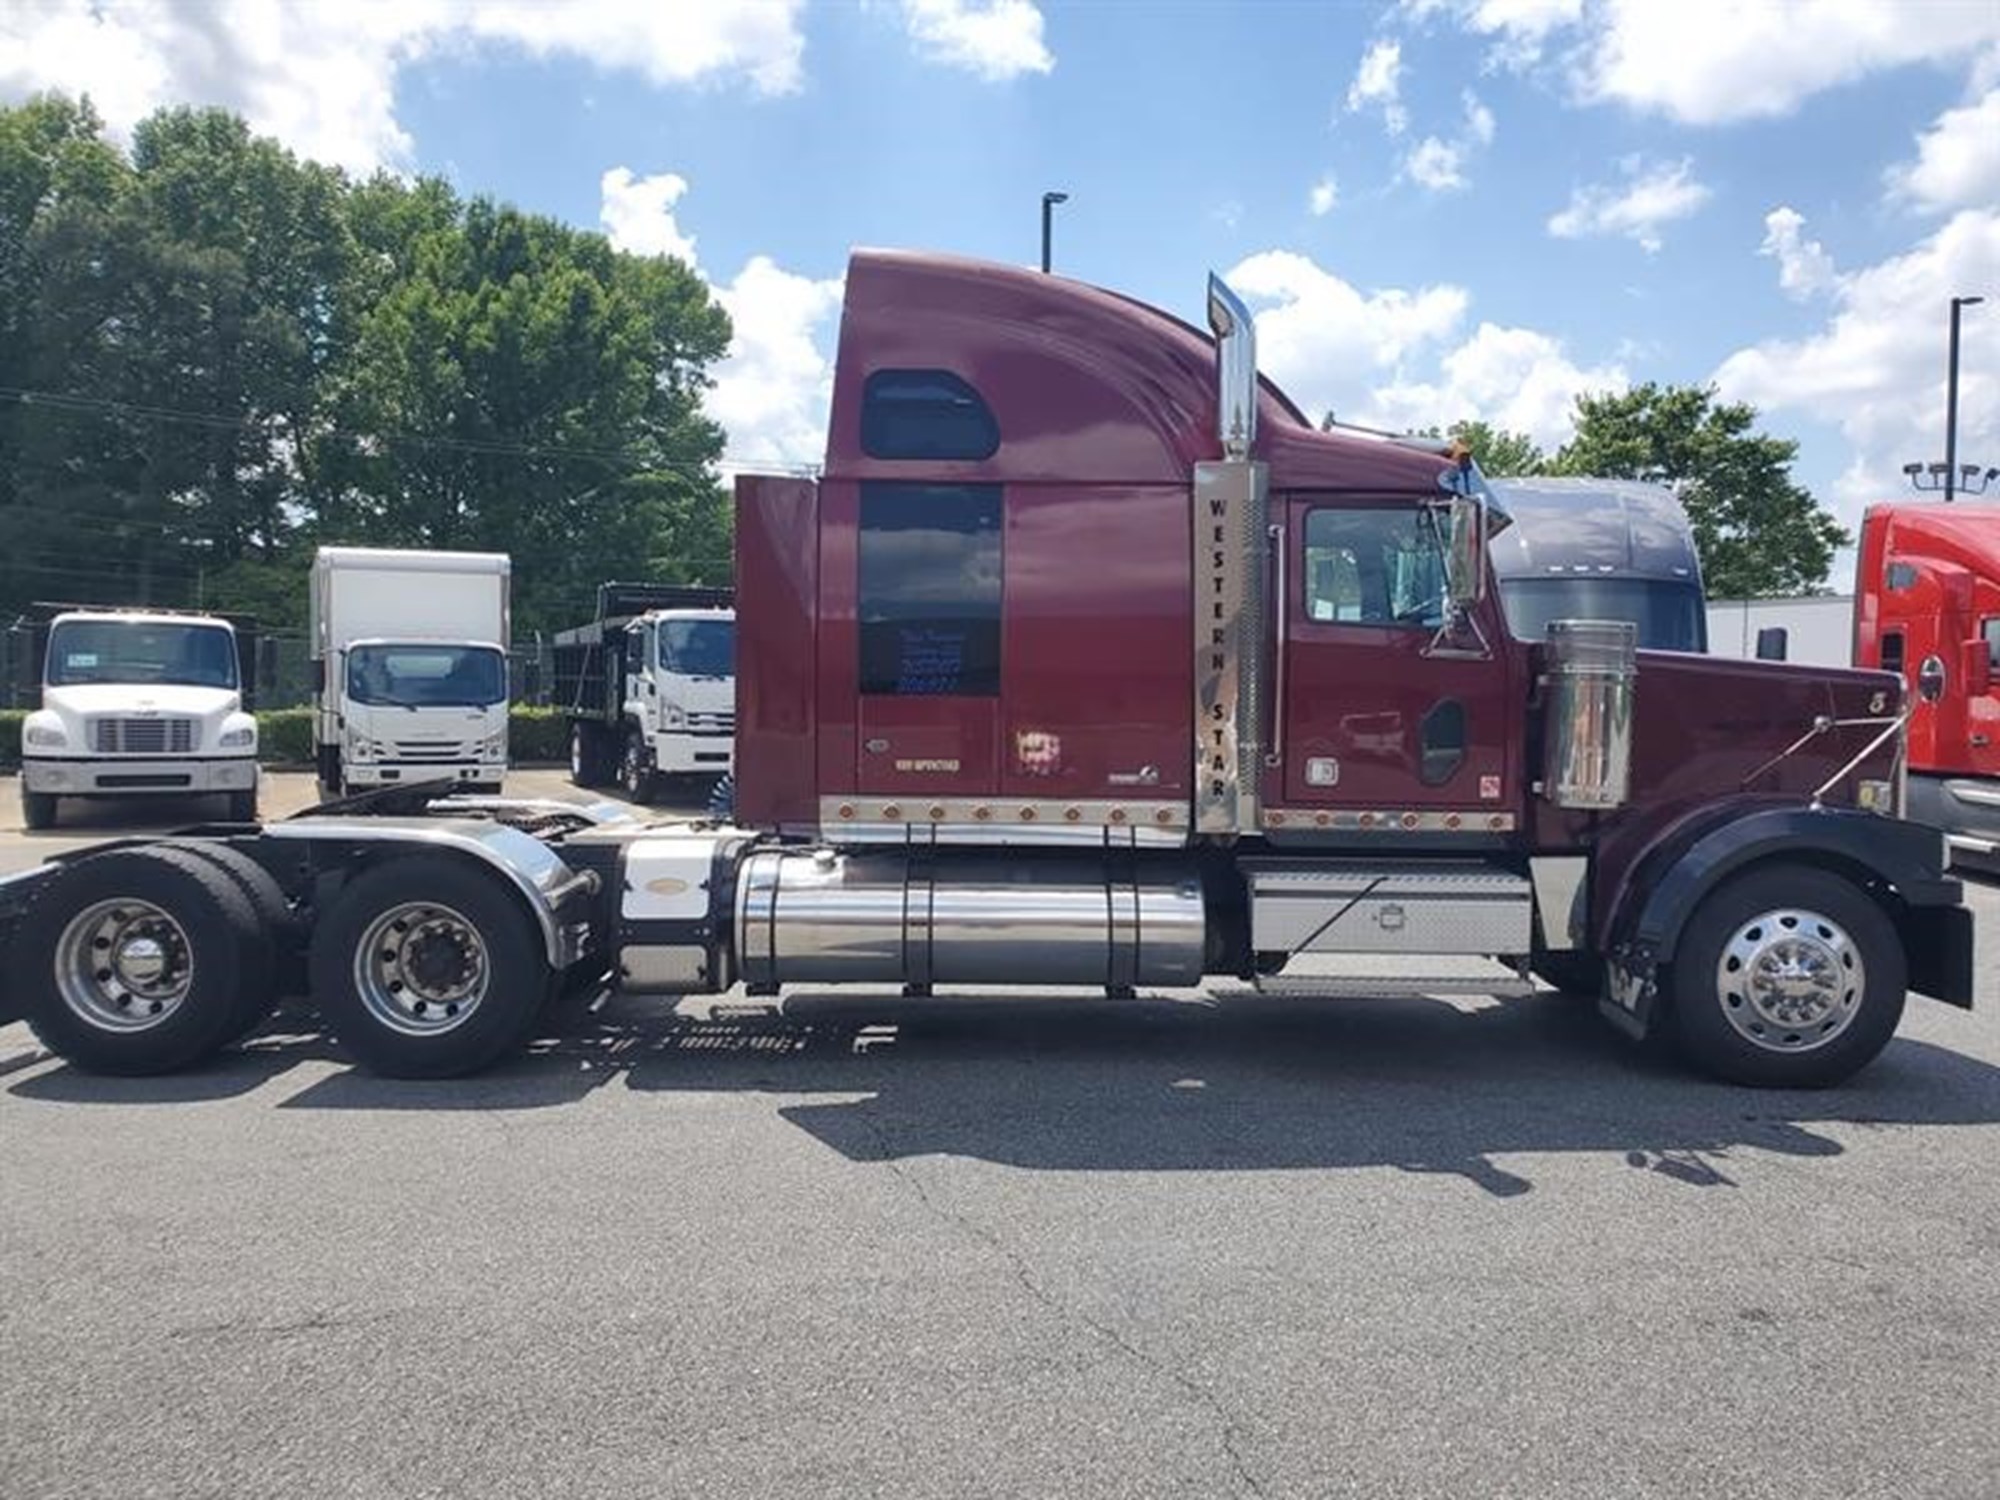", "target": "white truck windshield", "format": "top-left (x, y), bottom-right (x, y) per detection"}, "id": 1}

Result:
top-left (659, 619), bottom-right (734, 678)
top-left (46, 620), bottom-right (238, 689)
top-left (347, 645), bottom-right (507, 707)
